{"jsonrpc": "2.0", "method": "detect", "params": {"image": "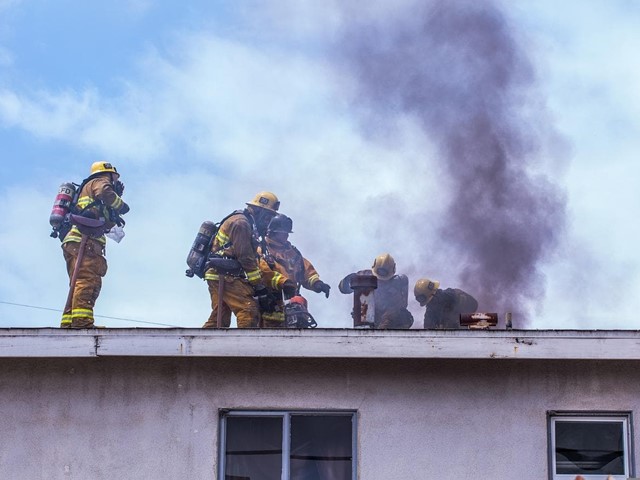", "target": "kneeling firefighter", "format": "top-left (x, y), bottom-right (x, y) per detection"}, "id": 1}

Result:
top-left (414, 278), bottom-right (478, 329)
top-left (258, 214), bottom-right (329, 327)
top-left (201, 192), bottom-right (280, 328)
top-left (53, 161), bottom-right (129, 328)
